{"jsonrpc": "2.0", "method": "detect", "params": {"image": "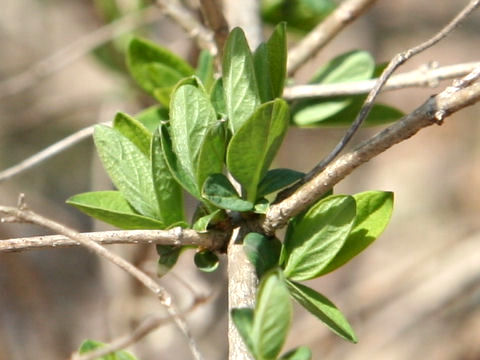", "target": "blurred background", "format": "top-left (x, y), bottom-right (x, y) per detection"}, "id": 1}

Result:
top-left (0, 0), bottom-right (479, 359)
